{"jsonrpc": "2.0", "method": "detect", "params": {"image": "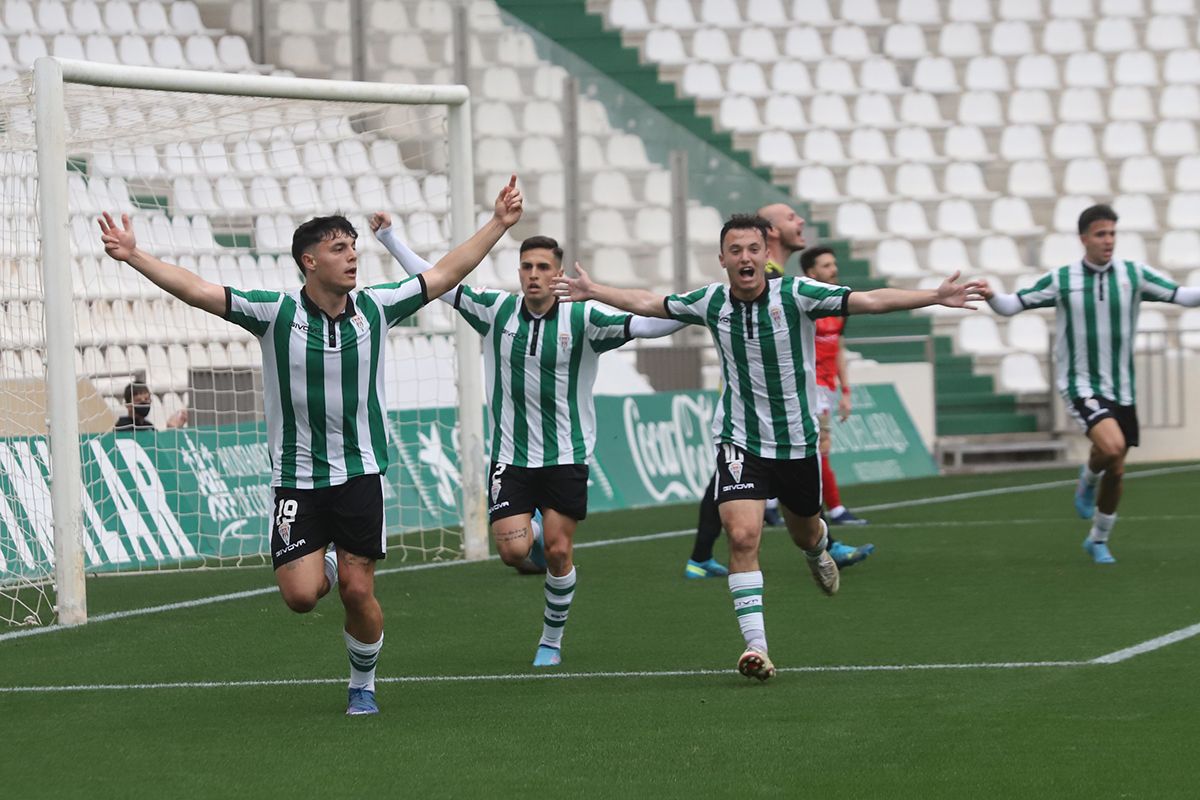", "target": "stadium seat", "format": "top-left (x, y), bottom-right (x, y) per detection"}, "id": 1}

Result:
top-left (860, 58), bottom-right (903, 93)
top-left (1166, 193), bottom-right (1200, 229)
top-left (990, 21), bottom-right (1034, 55)
top-left (536, 172), bottom-right (565, 208)
top-left (784, 27), bottom-right (826, 61)
top-left (1145, 15), bottom-right (1189, 51)
top-left (945, 162), bottom-right (991, 197)
top-left (956, 315), bottom-right (1010, 355)
top-left (692, 29), bottom-right (734, 63)
top-left (1179, 308), bottom-right (1200, 351)
top-left (854, 93), bottom-right (895, 128)
top-left (719, 96), bottom-right (762, 131)
top-left (965, 57), bottom-right (1009, 92)
top-left (795, 165), bottom-right (841, 201)
top-left (999, 352), bottom-right (1049, 392)
top-left (809, 94), bottom-right (852, 128)
top-left (748, 0), bottom-right (788, 24)
top-left (1007, 90), bottom-right (1054, 125)
top-left (1160, 85), bottom-right (1200, 120)
top-left (912, 57), bottom-right (959, 92)
top-left (1042, 19), bottom-right (1086, 54)
top-left (655, 0), bottom-right (698, 26)
top-left (1000, 125), bottom-right (1045, 160)
top-left (815, 59), bottom-right (858, 93)
top-left (1175, 155), bottom-right (1200, 190)
top-left (770, 61), bottom-right (813, 93)
top-left (1053, 195), bottom-right (1098, 233)
top-left (1050, 123), bottom-right (1097, 159)
top-left (1008, 158), bottom-right (1056, 197)
top-left (644, 29), bottom-right (686, 64)
top-left (1135, 308), bottom-right (1169, 352)
top-left (764, 95), bottom-right (806, 130)
top-left (804, 128), bottom-right (846, 162)
top-left (1006, 314), bottom-right (1050, 354)
top-left (999, 0), bottom-right (1043, 18)
top-left (1110, 194), bottom-right (1157, 232)
top-left (682, 63), bottom-right (723, 99)
top-left (1039, 233), bottom-right (1080, 267)
top-left (990, 197), bottom-right (1041, 235)
top-left (899, 92), bottom-right (944, 126)
top-left (1102, 0), bottom-right (1145, 14)
top-left (830, 25), bottom-right (872, 60)
top-left (892, 126), bottom-right (937, 161)
top-left (519, 136), bottom-right (562, 172)
top-left (610, 0), bottom-right (652, 29)
top-left (958, 91), bottom-right (1004, 126)
top-left (1154, 121), bottom-right (1198, 156)
top-left (1014, 54), bottom-right (1060, 89)
top-left (839, 0), bottom-right (885, 25)
top-left (1158, 230), bottom-right (1200, 268)
top-left (1063, 158), bottom-right (1112, 195)
top-left (929, 236), bottom-right (973, 275)
top-left (835, 202), bottom-right (880, 239)
top-left (886, 200), bottom-right (931, 237)
top-left (1113, 52), bottom-right (1158, 87)
top-left (1102, 122), bottom-right (1149, 158)
top-left (635, 208), bottom-right (673, 246)
top-left (874, 239), bottom-right (923, 277)
top-left (591, 172), bottom-right (637, 209)
top-left (1163, 49), bottom-right (1200, 84)
top-left (1108, 87), bottom-right (1155, 122)
top-left (939, 22), bottom-right (984, 58)
top-left (701, 0), bottom-right (741, 25)
top-left (738, 28), bottom-right (781, 62)
top-left (944, 125), bottom-right (990, 160)
top-left (1116, 156), bottom-right (1166, 195)
top-left (978, 235), bottom-right (1027, 274)
top-left (845, 164), bottom-right (890, 199)
top-left (727, 62), bottom-right (771, 97)
top-left (848, 128), bottom-right (892, 163)
top-left (936, 200), bottom-right (982, 237)
top-left (895, 163), bottom-right (939, 198)
top-left (883, 24), bottom-right (927, 59)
